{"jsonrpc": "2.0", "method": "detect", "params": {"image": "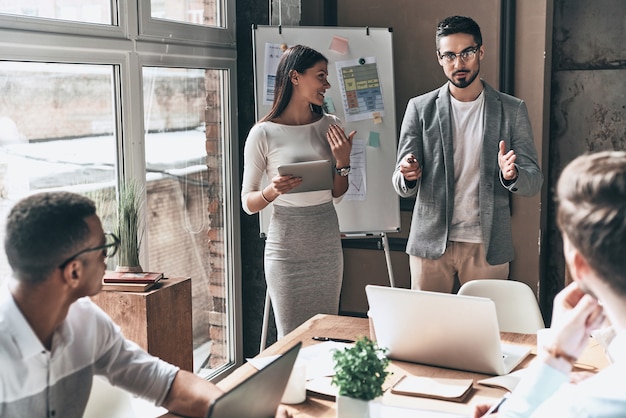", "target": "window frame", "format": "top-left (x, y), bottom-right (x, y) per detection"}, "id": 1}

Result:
top-left (0, 0), bottom-right (126, 38)
top-left (0, 0), bottom-right (242, 379)
top-left (138, 0), bottom-right (235, 47)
